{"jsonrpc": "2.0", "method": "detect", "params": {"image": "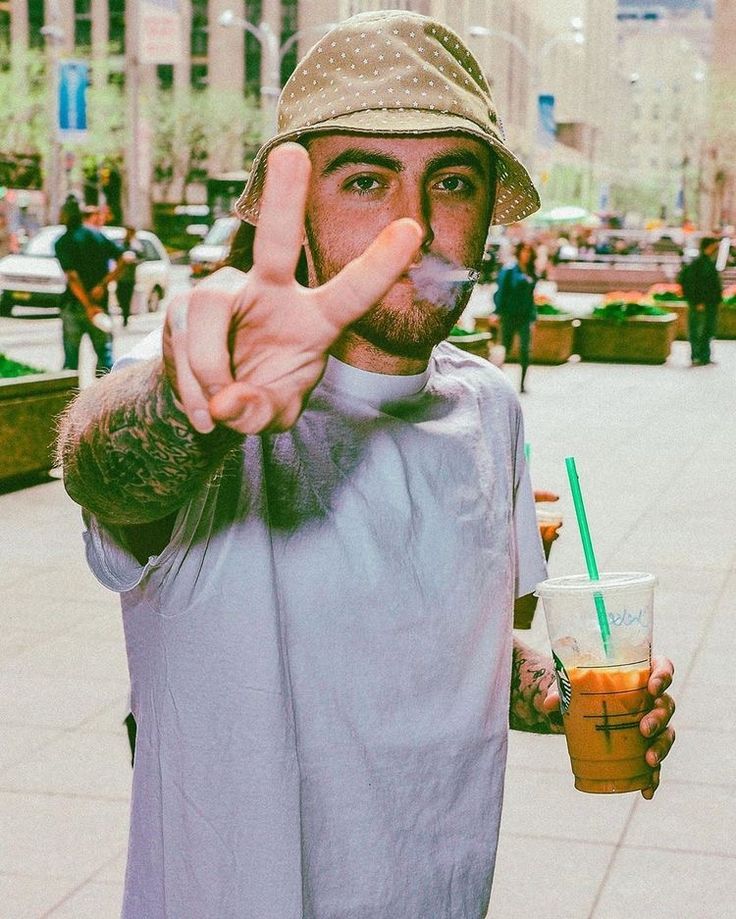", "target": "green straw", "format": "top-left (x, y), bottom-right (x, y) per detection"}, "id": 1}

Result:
top-left (564, 456), bottom-right (612, 657)
top-left (524, 442), bottom-right (531, 464)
